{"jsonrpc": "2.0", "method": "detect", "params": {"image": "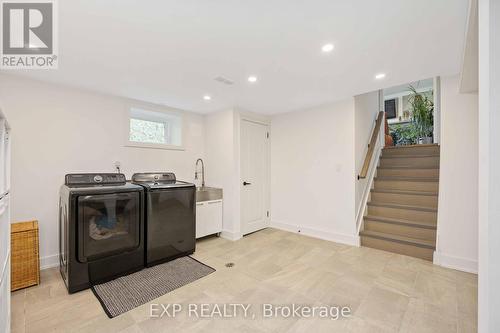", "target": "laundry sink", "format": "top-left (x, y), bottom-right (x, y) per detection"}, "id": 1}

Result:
top-left (196, 187), bottom-right (223, 202)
